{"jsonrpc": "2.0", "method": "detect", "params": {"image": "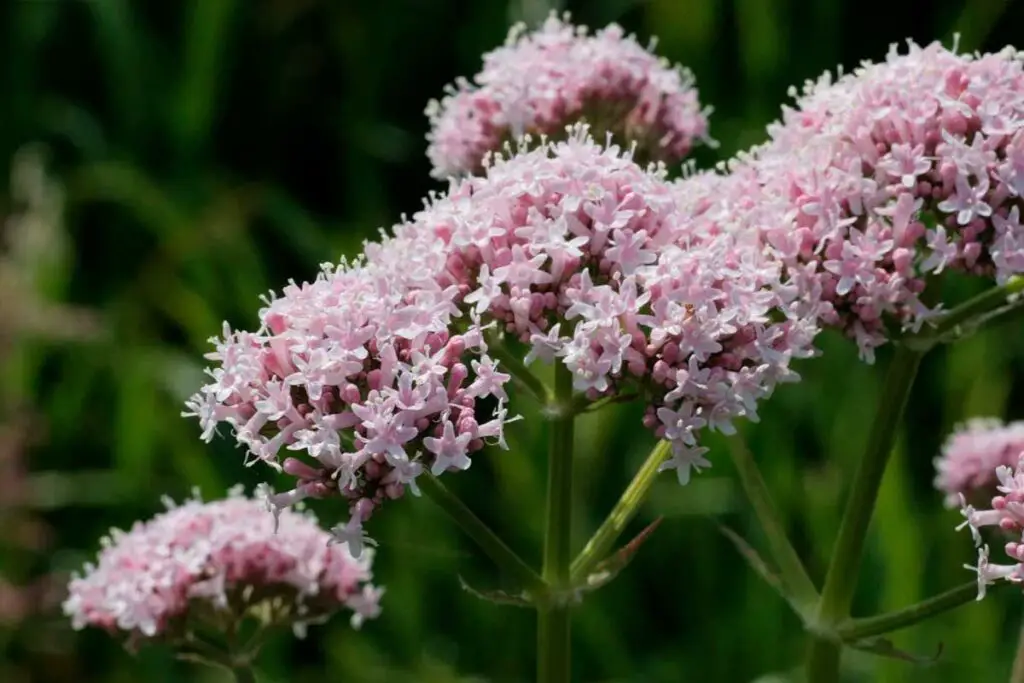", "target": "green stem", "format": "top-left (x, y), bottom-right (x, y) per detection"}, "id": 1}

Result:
top-left (927, 276), bottom-right (1024, 340)
top-left (727, 437), bottom-right (819, 615)
top-left (836, 580), bottom-right (981, 641)
top-left (232, 665), bottom-right (256, 683)
top-left (1011, 612), bottom-right (1024, 683)
top-left (487, 334), bottom-right (552, 404)
top-left (570, 440), bottom-right (670, 582)
top-left (805, 343), bottom-right (924, 682)
top-left (419, 472), bottom-right (547, 597)
top-left (538, 364), bottom-right (575, 683)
